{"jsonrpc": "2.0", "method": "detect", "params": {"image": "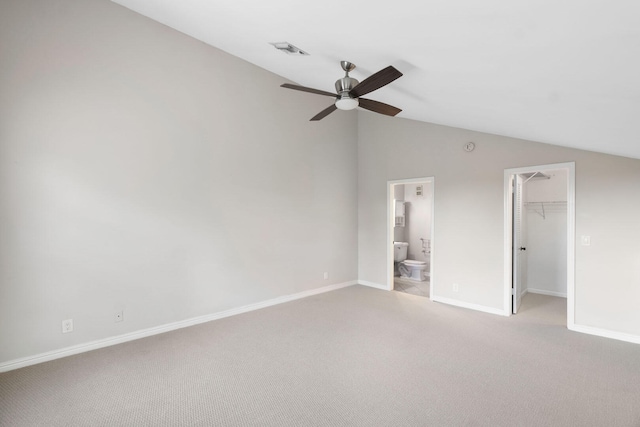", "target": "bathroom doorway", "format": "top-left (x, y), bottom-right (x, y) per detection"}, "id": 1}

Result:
top-left (388, 177), bottom-right (435, 299)
top-left (503, 162), bottom-right (575, 325)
